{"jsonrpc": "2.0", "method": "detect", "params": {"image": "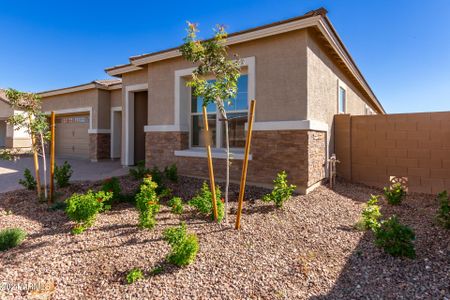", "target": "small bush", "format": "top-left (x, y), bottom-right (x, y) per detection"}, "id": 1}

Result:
top-left (163, 223), bottom-right (199, 267)
top-left (129, 160), bottom-right (149, 180)
top-left (55, 161), bottom-right (73, 188)
top-left (164, 164), bottom-right (178, 182)
top-left (135, 176), bottom-right (160, 229)
top-left (150, 266), bottom-right (164, 276)
top-left (150, 166), bottom-right (165, 193)
top-left (189, 182), bottom-right (224, 222)
top-left (383, 183), bottom-right (406, 205)
top-left (65, 190), bottom-right (113, 234)
top-left (0, 228), bottom-right (27, 251)
top-left (374, 215), bottom-right (415, 258)
top-left (436, 190), bottom-right (450, 229)
top-left (101, 177), bottom-right (121, 205)
top-left (356, 195), bottom-right (382, 231)
top-left (168, 197), bottom-right (183, 214)
top-left (126, 268), bottom-right (144, 284)
top-left (262, 171), bottom-right (296, 208)
top-left (19, 168), bottom-right (36, 190)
